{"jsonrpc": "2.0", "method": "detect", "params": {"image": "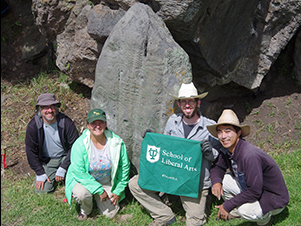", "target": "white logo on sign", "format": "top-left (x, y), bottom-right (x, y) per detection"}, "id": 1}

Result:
top-left (146, 145), bottom-right (160, 163)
